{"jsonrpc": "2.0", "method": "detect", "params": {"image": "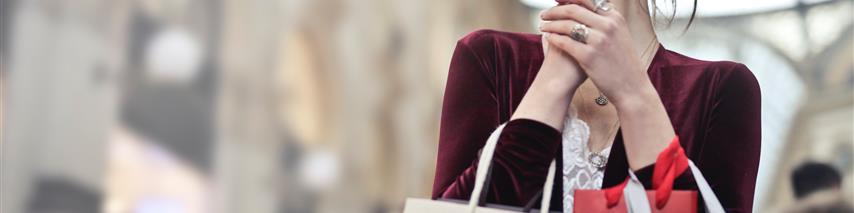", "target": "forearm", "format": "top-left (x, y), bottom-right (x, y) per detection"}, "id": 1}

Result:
top-left (613, 82), bottom-right (675, 170)
top-left (434, 33), bottom-right (571, 201)
top-left (510, 62), bottom-right (580, 130)
top-left (438, 119), bottom-right (563, 202)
